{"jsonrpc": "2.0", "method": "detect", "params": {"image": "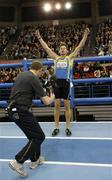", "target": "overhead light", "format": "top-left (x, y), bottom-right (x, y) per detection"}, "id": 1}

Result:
top-left (65, 2), bottom-right (72, 10)
top-left (55, 3), bottom-right (61, 10)
top-left (43, 3), bottom-right (52, 12)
